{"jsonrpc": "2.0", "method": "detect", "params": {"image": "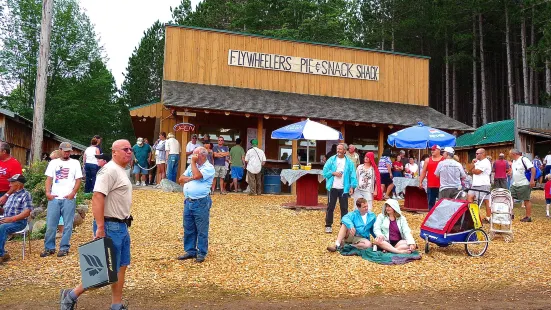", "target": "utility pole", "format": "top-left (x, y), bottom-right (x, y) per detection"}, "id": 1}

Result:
top-left (31, 0), bottom-right (54, 162)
